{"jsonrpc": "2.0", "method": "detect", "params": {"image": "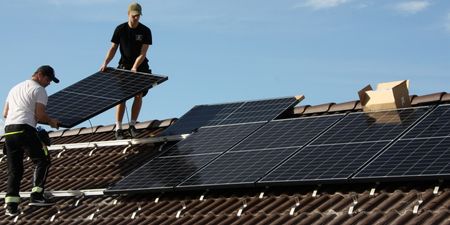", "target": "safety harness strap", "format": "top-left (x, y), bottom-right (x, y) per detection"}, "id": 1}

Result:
top-left (2, 130), bottom-right (24, 136)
